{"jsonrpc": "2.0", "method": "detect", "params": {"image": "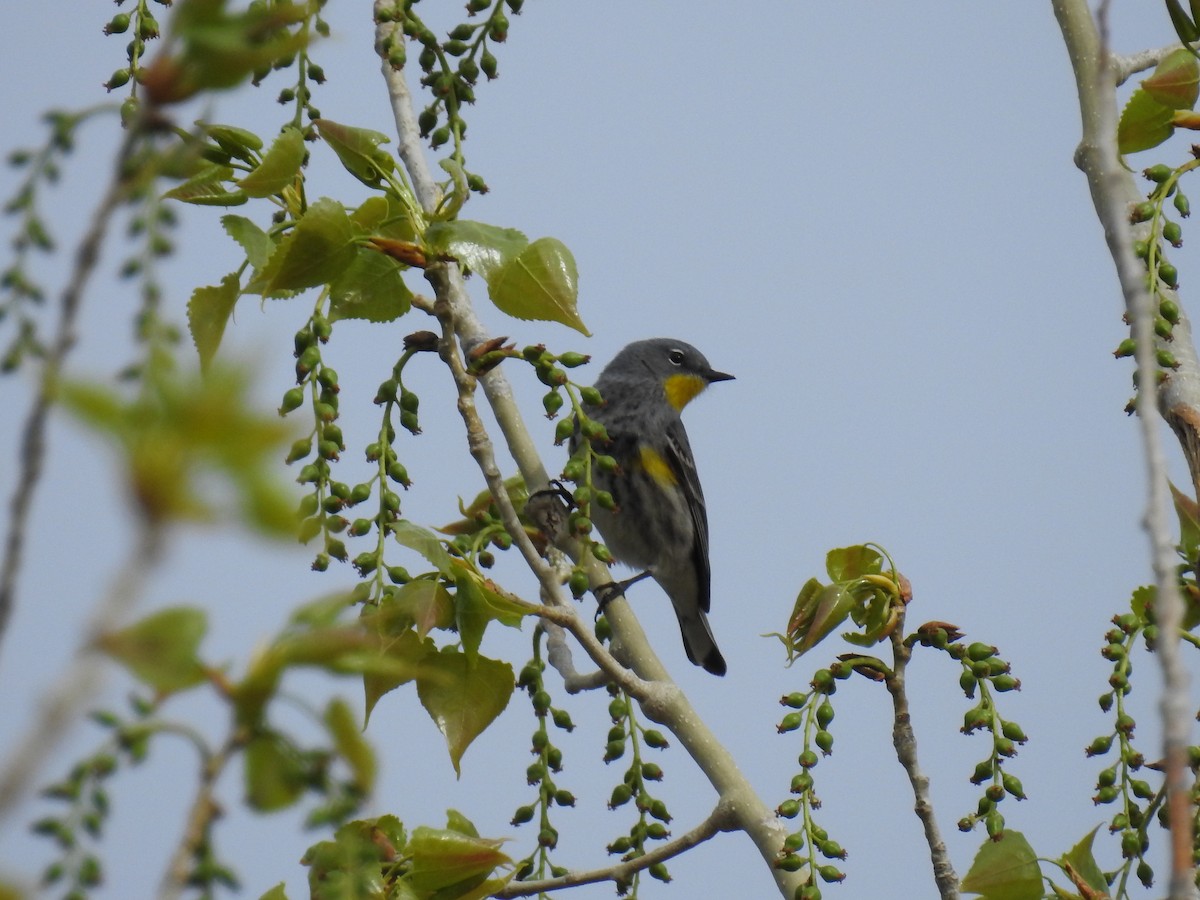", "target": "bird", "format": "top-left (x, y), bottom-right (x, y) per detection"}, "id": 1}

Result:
top-left (575, 338), bottom-right (733, 675)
